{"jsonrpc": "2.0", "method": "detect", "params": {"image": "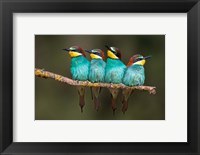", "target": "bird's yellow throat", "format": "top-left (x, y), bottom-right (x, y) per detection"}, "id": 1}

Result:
top-left (69, 51), bottom-right (82, 57)
top-left (107, 50), bottom-right (119, 59)
top-left (90, 53), bottom-right (102, 59)
top-left (134, 60), bottom-right (146, 66)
